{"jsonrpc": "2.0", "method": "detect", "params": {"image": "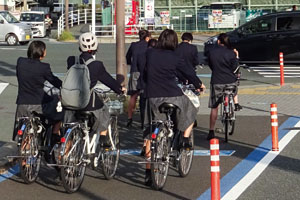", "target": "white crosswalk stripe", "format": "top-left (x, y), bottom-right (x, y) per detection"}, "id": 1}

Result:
top-left (249, 66), bottom-right (300, 78)
top-left (0, 83), bottom-right (9, 95)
